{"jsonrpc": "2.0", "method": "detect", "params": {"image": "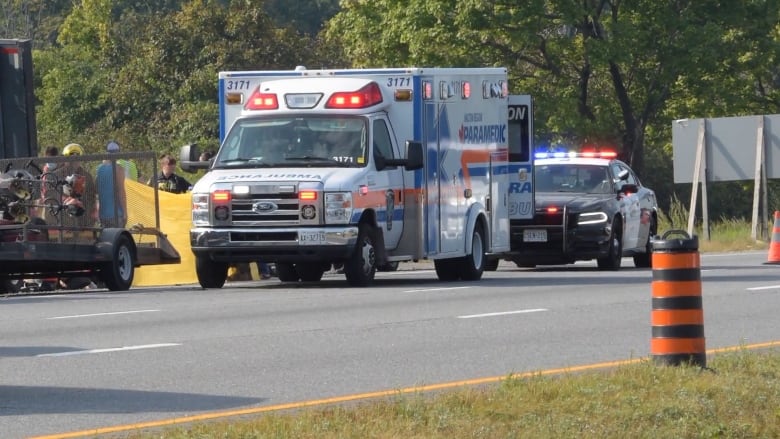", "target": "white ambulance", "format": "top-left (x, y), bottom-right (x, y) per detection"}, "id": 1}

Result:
top-left (182, 67), bottom-right (514, 287)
